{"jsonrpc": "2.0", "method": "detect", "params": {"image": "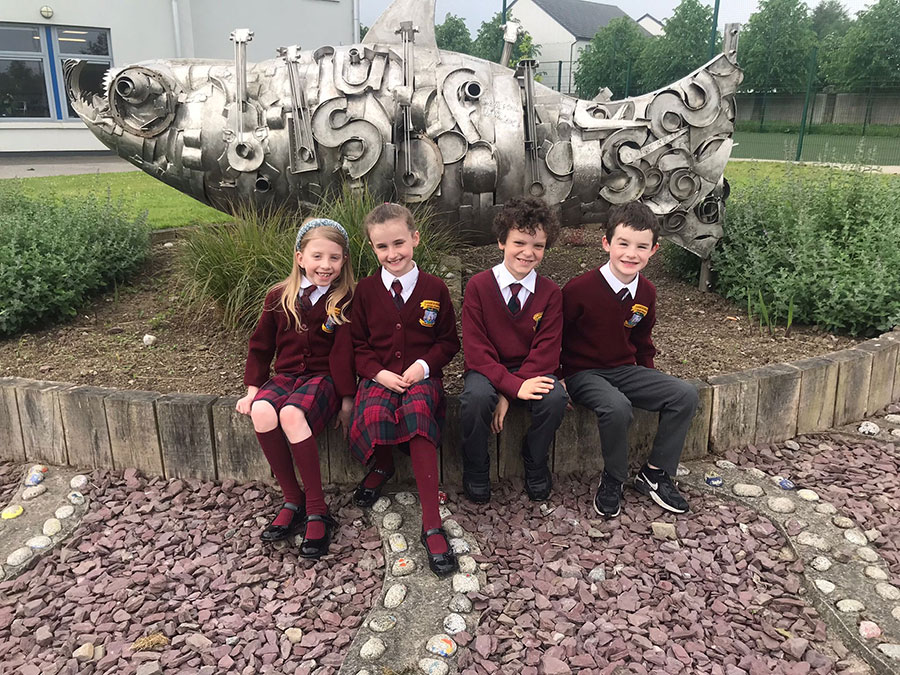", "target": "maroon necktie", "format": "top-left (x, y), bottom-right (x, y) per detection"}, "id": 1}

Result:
top-left (299, 285), bottom-right (316, 314)
top-left (508, 283), bottom-right (522, 314)
top-left (617, 287), bottom-right (631, 304)
top-left (391, 279), bottom-right (404, 310)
